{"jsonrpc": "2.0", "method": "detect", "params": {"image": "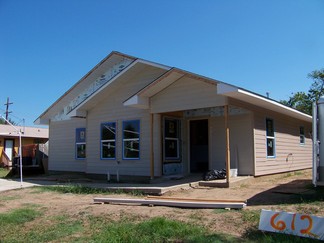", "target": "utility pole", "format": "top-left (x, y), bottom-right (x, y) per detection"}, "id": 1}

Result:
top-left (4, 97), bottom-right (13, 124)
